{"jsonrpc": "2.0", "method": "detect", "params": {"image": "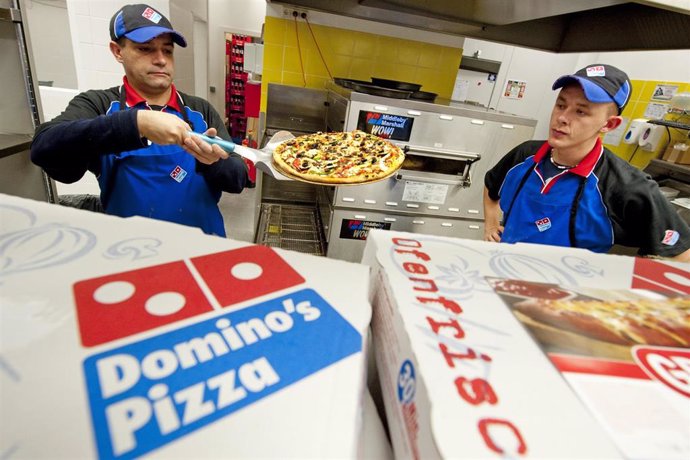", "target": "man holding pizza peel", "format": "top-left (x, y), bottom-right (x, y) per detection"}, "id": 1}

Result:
top-left (483, 64), bottom-right (690, 262)
top-left (31, 4), bottom-right (249, 237)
